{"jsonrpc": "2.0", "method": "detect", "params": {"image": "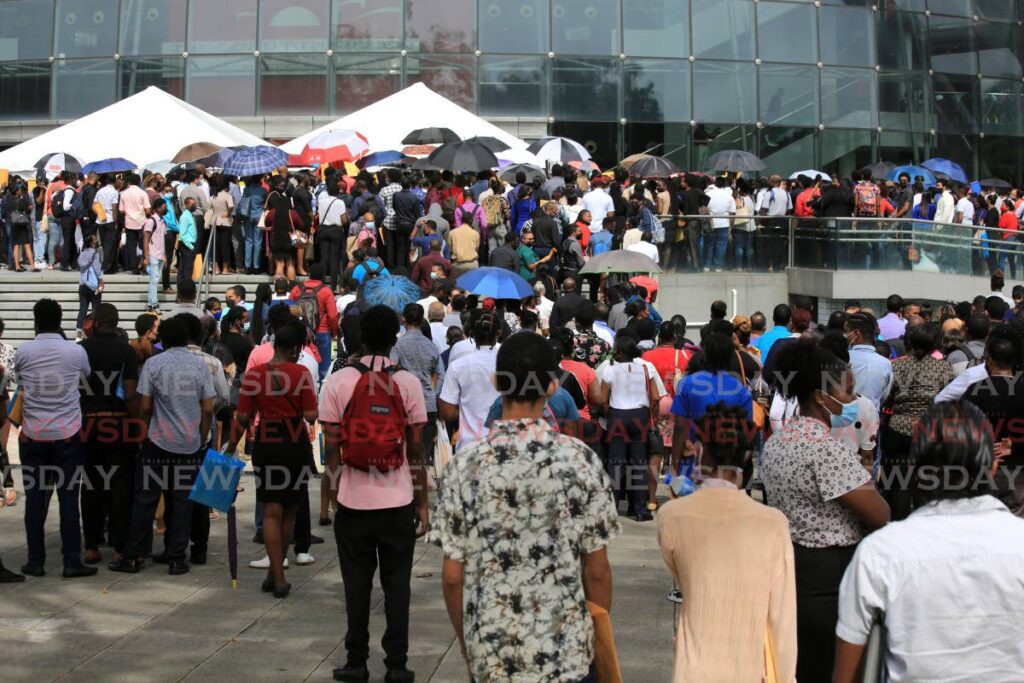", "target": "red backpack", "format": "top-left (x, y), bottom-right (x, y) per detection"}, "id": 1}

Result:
top-left (339, 360), bottom-right (408, 471)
